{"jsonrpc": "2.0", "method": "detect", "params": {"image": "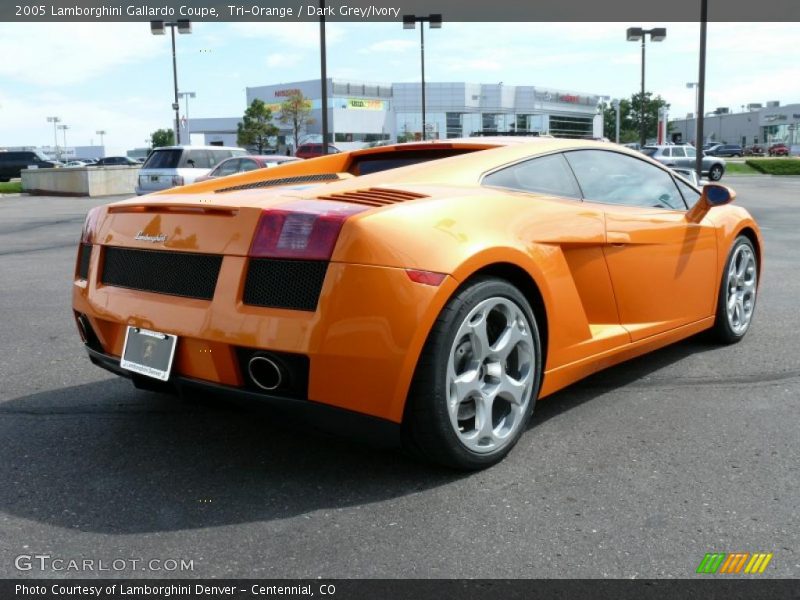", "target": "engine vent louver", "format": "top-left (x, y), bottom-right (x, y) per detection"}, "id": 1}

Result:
top-left (315, 187), bottom-right (428, 207)
top-left (214, 173), bottom-right (341, 194)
